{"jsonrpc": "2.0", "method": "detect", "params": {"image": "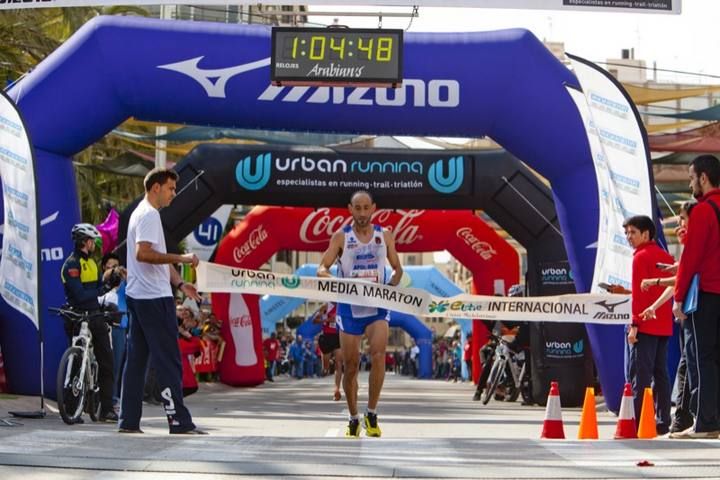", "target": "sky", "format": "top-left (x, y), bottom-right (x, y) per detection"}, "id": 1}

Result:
top-left (308, 1), bottom-right (720, 84)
